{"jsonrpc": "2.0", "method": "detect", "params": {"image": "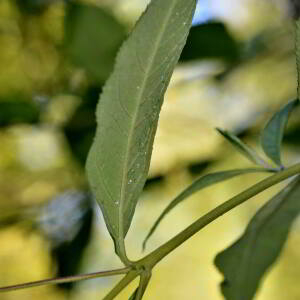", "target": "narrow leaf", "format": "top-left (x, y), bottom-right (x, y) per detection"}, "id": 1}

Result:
top-left (215, 176), bottom-right (300, 300)
top-left (143, 168), bottom-right (273, 249)
top-left (86, 0), bottom-right (197, 260)
top-left (261, 99), bottom-right (299, 167)
top-left (216, 128), bottom-right (267, 167)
